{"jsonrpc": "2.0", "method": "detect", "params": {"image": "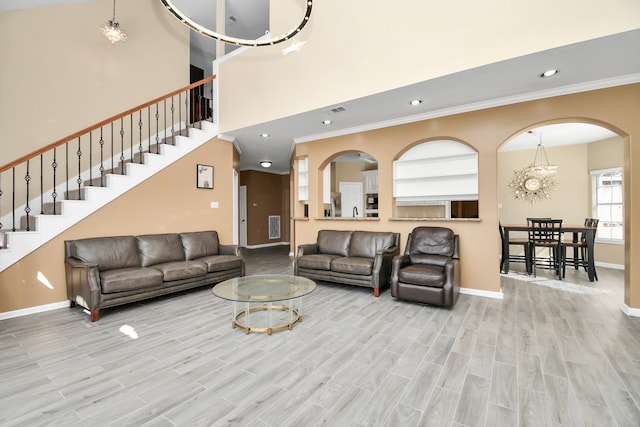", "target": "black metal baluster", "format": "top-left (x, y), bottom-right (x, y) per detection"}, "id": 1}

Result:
top-left (25, 160), bottom-right (31, 231)
top-left (76, 137), bottom-right (82, 199)
top-left (65, 142), bottom-right (69, 201)
top-left (171, 96), bottom-right (176, 145)
top-left (210, 81), bottom-right (214, 122)
top-left (178, 92), bottom-right (182, 137)
top-left (129, 114), bottom-right (133, 165)
top-left (52, 148), bottom-right (58, 215)
top-left (88, 132), bottom-right (93, 186)
top-left (155, 103), bottom-right (160, 149)
top-left (120, 118), bottom-right (125, 175)
top-left (40, 154), bottom-right (44, 214)
top-left (138, 110), bottom-right (143, 164)
top-left (110, 122), bottom-right (114, 173)
top-left (12, 168), bottom-right (16, 231)
top-left (185, 90), bottom-right (189, 130)
top-left (99, 128), bottom-right (105, 187)
top-left (148, 107), bottom-right (154, 154)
